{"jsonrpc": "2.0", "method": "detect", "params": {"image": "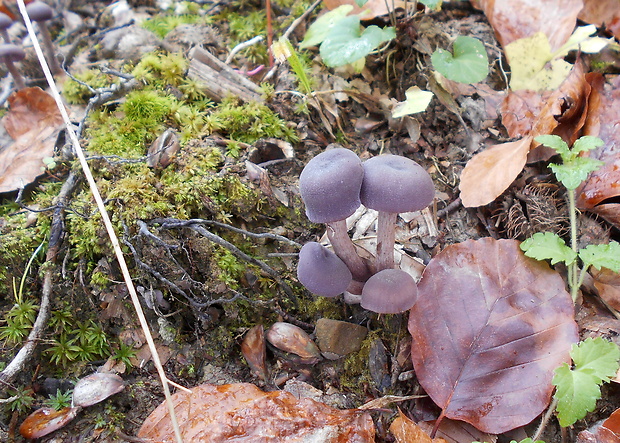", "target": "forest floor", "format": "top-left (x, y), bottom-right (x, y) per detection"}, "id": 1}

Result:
top-left (0, 0), bottom-right (620, 442)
